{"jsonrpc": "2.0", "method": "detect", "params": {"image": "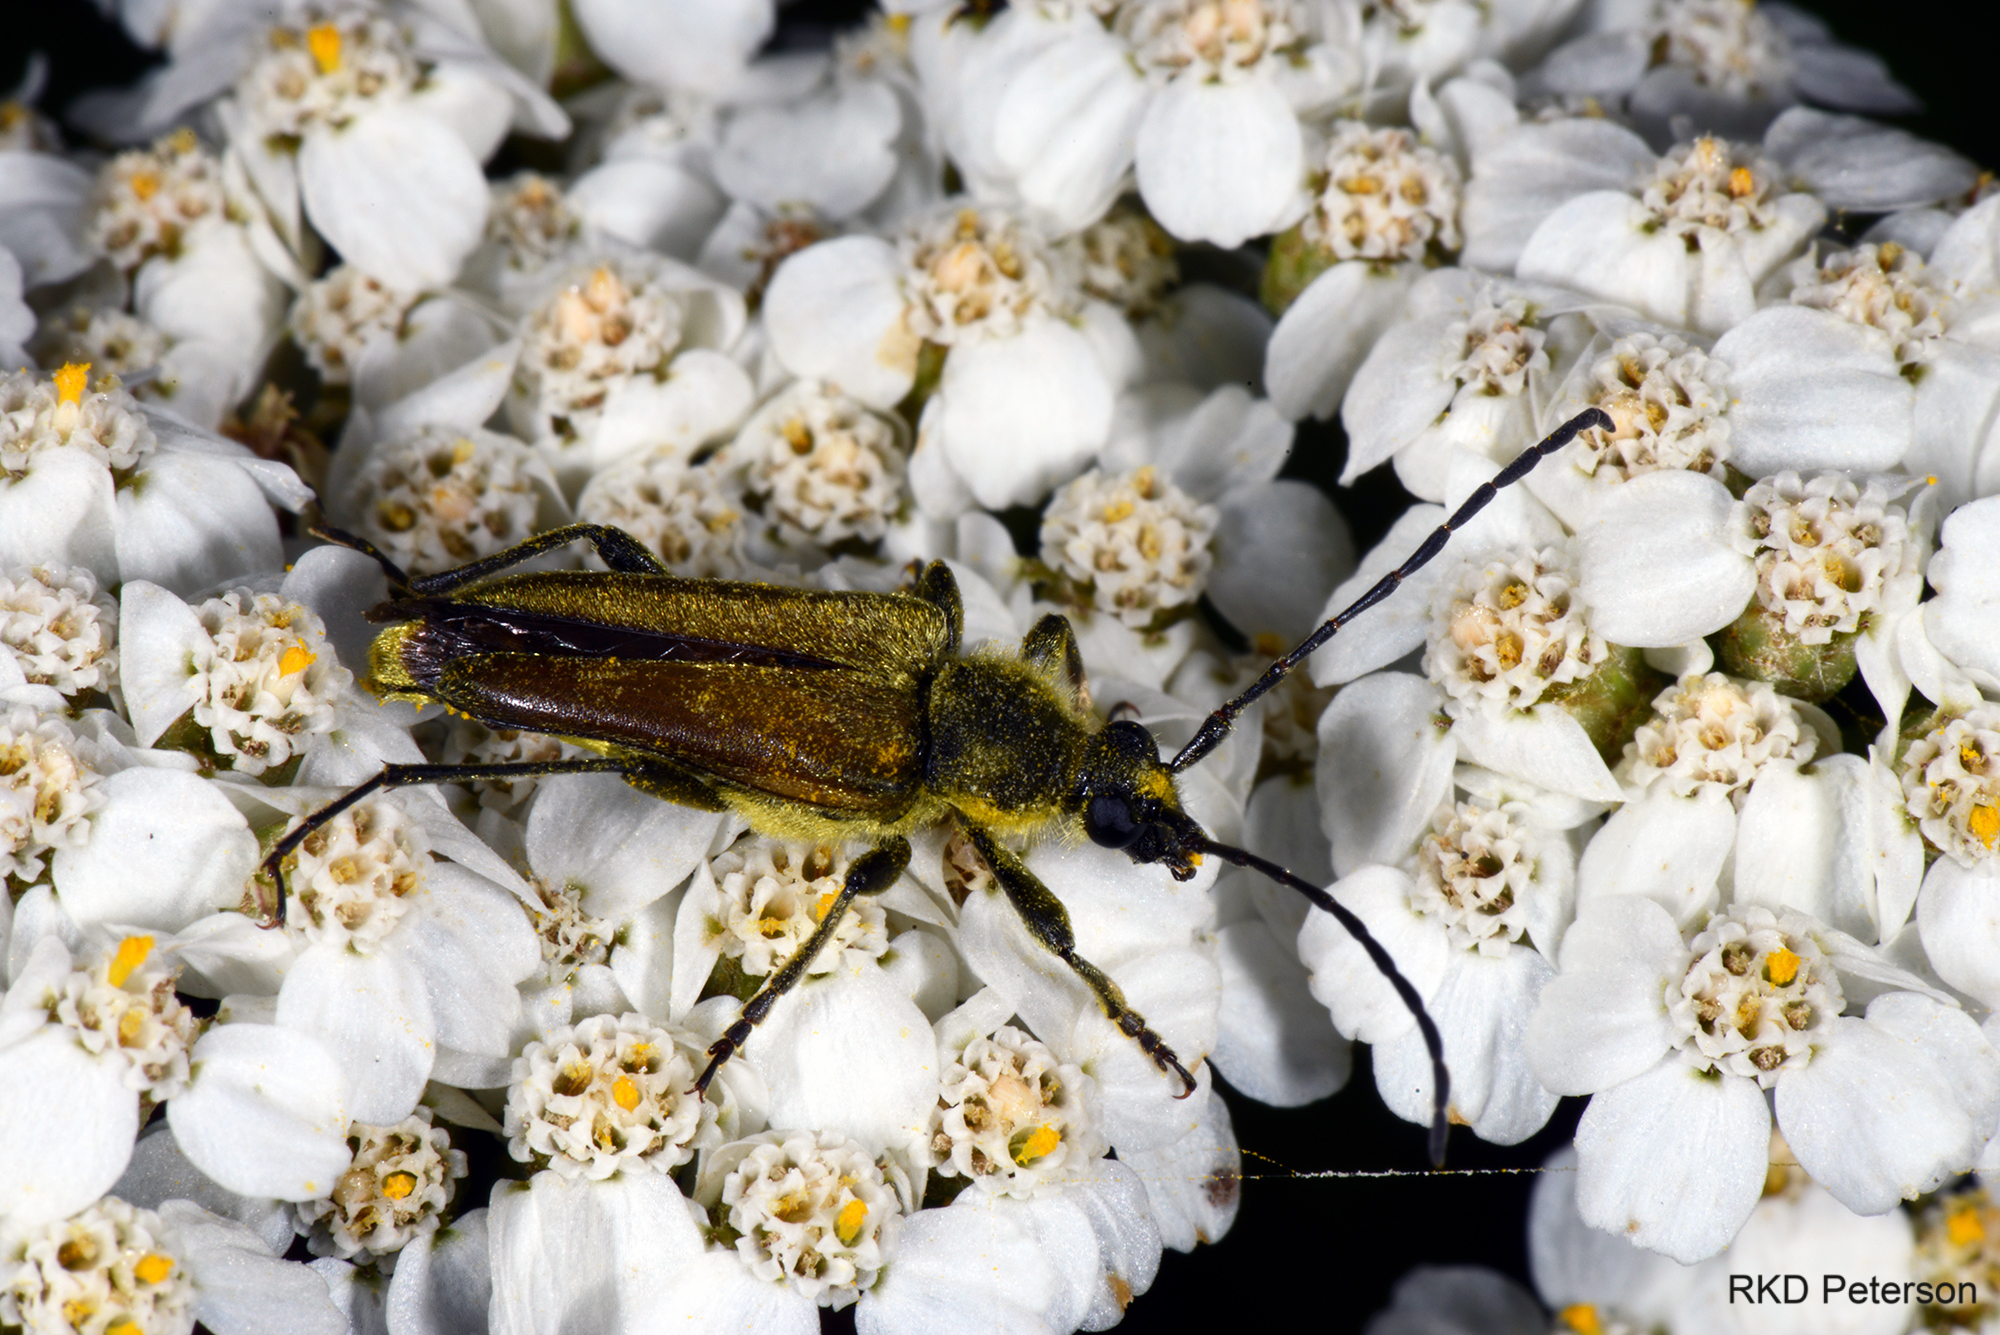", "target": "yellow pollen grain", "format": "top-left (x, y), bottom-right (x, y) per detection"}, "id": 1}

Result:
top-left (1558, 1305), bottom-right (1604, 1335)
top-left (1766, 947), bottom-right (1800, 987)
top-left (815, 891), bottom-right (839, 921)
top-left (1728, 165), bottom-right (1756, 198)
top-left (887, 11), bottom-right (910, 30)
top-left (119, 1008), bottom-right (146, 1043)
top-left (63, 1299), bottom-right (97, 1325)
top-left (1971, 804), bottom-right (2000, 848)
top-left (1948, 1202), bottom-right (1986, 1247)
top-left (279, 642), bottom-right (317, 676)
top-left (381, 1170), bottom-right (417, 1200)
top-left (55, 361), bottom-right (91, 405)
top-left (1013, 1124), bottom-right (1060, 1165)
top-left (134, 1252), bottom-right (175, 1284)
top-left (107, 1320), bottom-right (139, 1335)
top-left (307, 22), bottom-right (343, 74)
top-left (834, 1199), bottom-right (868, 1245)
top-left (612, 1075), bottom-right (642, 1111)
top-left (129, 170), bottom-right (161, 202)
top-left (108, 934), bottom-right (155, 987)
